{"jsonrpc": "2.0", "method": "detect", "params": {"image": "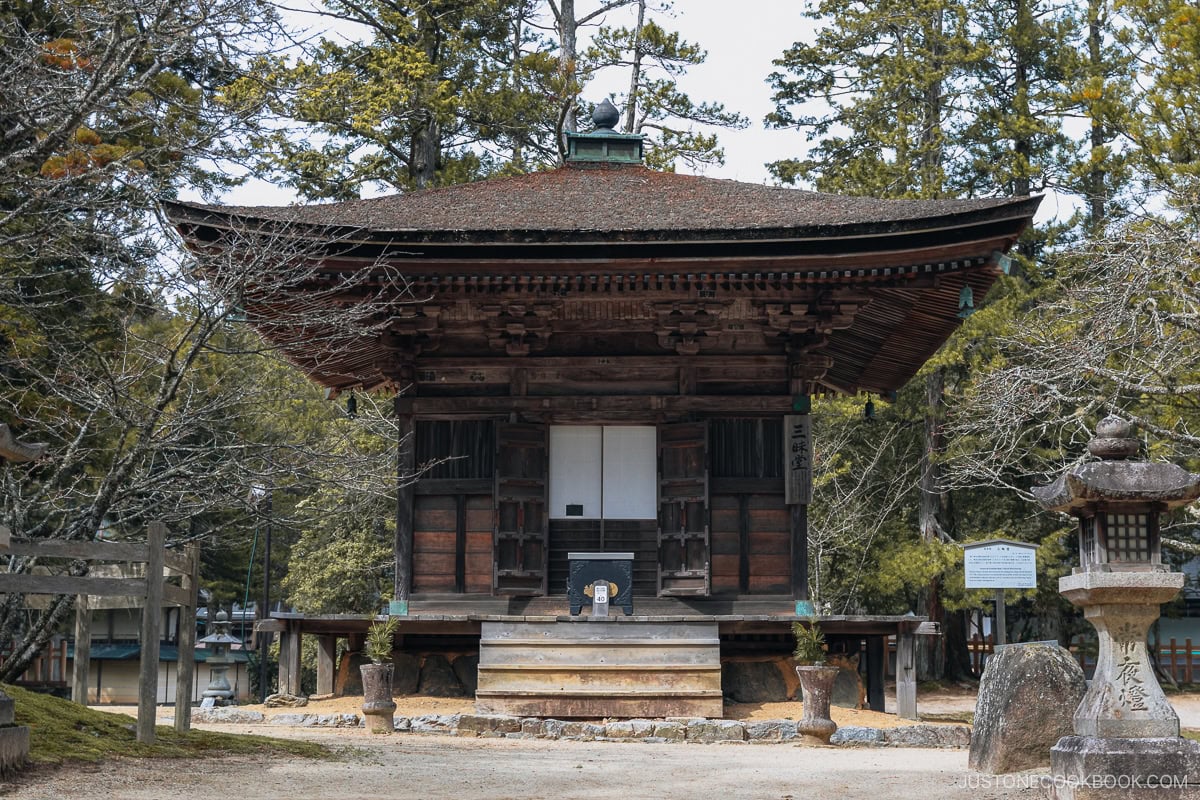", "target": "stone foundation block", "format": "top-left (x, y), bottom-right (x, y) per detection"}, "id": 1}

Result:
top-left (1049, 736), bottom-right (1200, 799)
top-left (746, 720), bottom-right (797, 742)
top-left (652, 721), bottom-right (686, 741)
top-left (688, 719), bottom-right (745, 743)
top-left (457, 714), bottom-right (521, 735)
